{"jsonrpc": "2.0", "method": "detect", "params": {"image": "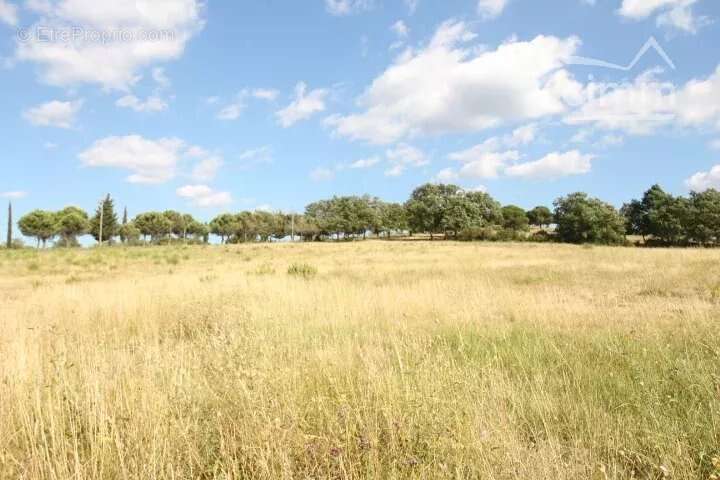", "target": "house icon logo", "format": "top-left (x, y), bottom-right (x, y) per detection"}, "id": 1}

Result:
top-left (567, 37), bottom-right (676, 71)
